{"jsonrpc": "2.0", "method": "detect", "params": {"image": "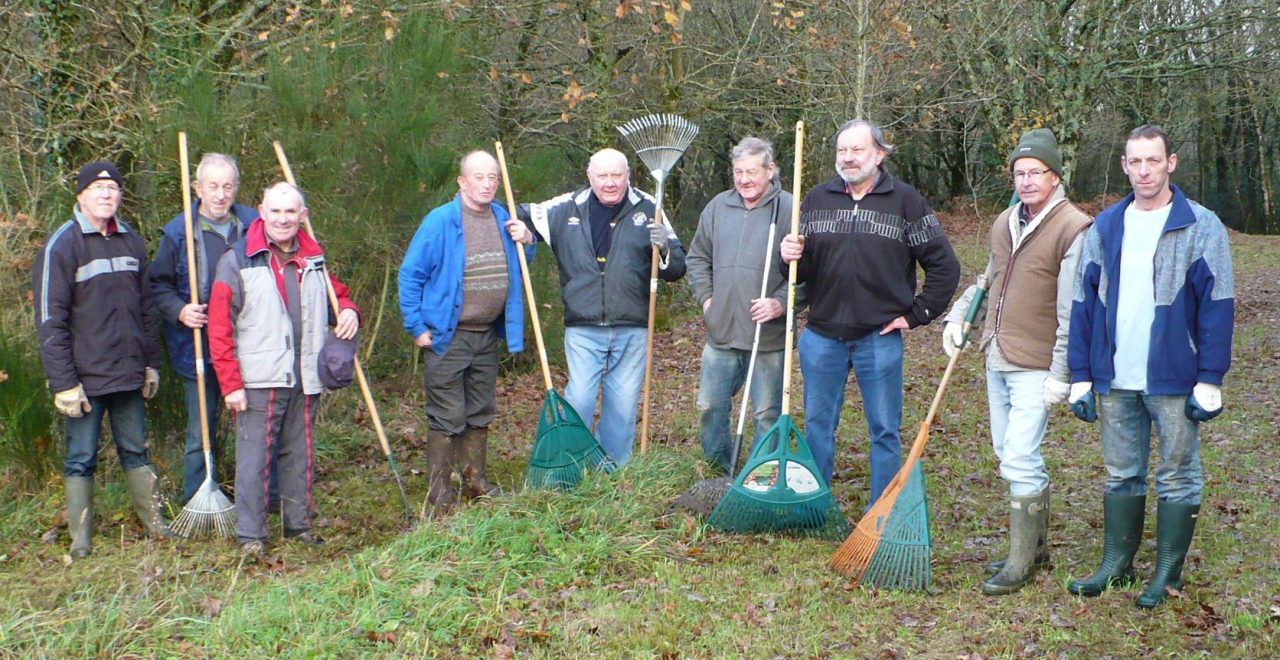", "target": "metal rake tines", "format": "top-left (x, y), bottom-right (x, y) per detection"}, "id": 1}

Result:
top-left (616, 113), bottom-right (700, 177)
